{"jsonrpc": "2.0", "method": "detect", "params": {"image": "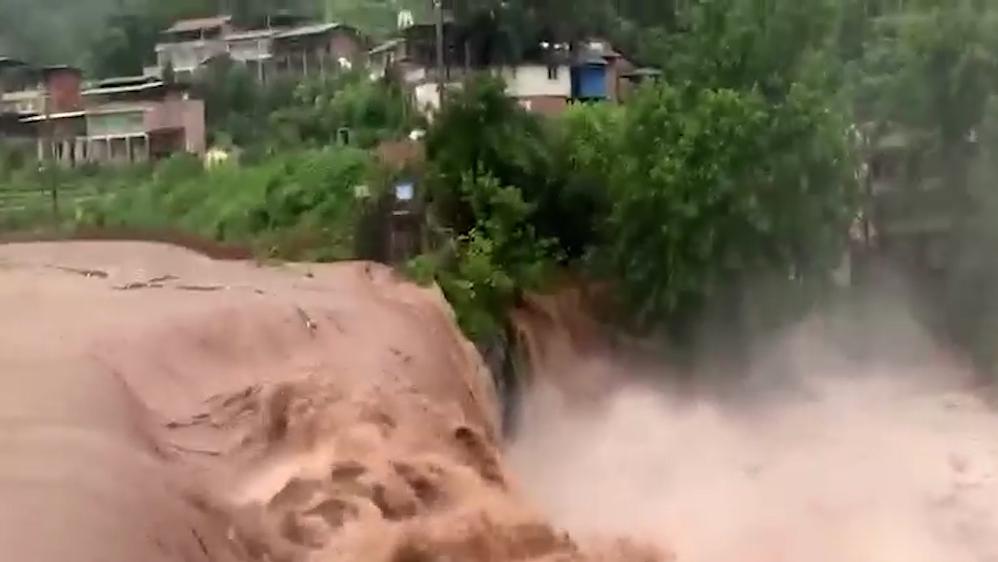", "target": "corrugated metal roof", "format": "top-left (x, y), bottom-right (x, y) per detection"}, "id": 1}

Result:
top-left (224, 29), bottom-right (278, 41)
top-left (91, 75), bottom-right (159, 88)
top-left (0, 57), bottom-right (30, 69)
top-left (622, 68), bottom-right (662, 79)
top-left (21, 111), bottom-right (86, 122)
top-left (164, 16), bottom-right (232, 34)
top-left (275, 23), bottom-right (347, 39)
top-left (370, 38), bottom-right (404, 55)
top-left (40, 65), bottom-right (82, 75)
top-left (574, 39), bottom-right (618, 65)
top-left (82, 81), bottom-right (165, 96)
